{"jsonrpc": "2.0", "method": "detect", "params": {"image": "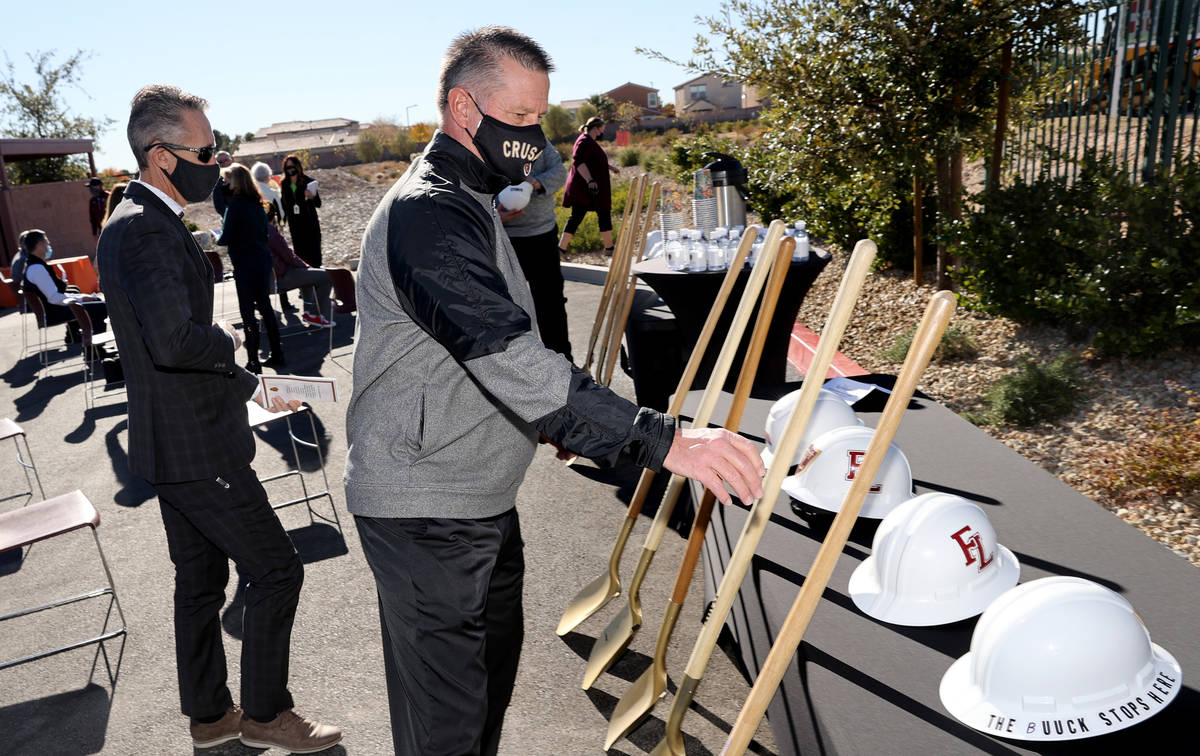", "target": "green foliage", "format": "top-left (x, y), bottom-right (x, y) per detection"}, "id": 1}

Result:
top-left (667, 132), bottom-right (740, 183)
top-left (0, 49), bottom-right (114, 184)
top-left (618, 147), bottom-right (642, 167)
top-left (552, 141), bottom-right (573, 164)
top-left (587, 94), bottom-right (616, 119)
top-left (879, 324), bottom-right (978, 363)
top-left (575, 103), bottom-right (598, 128)
top-left (356, 128), bottom-right (384, 163)
top-left (950, 155), bottom-right (1200, 357)
top-left (182, 218), bottom-right (200, 232)
top-left (213, 129), bottom-right (244, 155)
top-left (551, 178), bottom-right (640, 253)
top-left (969, 352), bottom-right (1084, 428)
top-left (541, 105), bottom-right (575, 141)
top-left (636, 0), bottom-right (1084, 267)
